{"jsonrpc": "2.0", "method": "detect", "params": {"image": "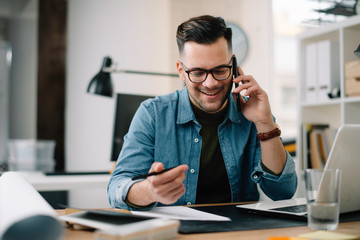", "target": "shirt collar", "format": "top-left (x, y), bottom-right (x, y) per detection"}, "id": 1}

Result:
top-left (177, 87), bottom-right (196, 124)
top-left (177, 87), bottom-right (244, 125)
